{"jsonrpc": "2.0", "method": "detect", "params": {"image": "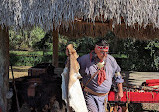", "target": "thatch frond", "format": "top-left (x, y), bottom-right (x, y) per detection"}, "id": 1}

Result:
top-left (59, 21), bottom-right (159, 39)
top-left (0, 0), bottom-right (159, 39)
